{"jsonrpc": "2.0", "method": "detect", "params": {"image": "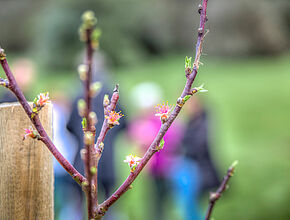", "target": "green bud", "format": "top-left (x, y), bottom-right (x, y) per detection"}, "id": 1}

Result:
top-left (103, 94), bottom-right (110, 107)
top-left (90, 166), bottom-right (97, 175)
top-left (81, 11), bottom-right (97, 28)
top-left (88, 112), bottom-right (98, 125)
top-left (230, 160), bottom-right (238, 168)
top-left (183, 95), bottom-right (191, 102)
top-left (78, 64), bottom-right (88, 81)
top-left (156, 138), bottom-right (165, 151)
top-left (91, 28), bottom-right (102, 49)
top-left (82, 181), bottom-right (89, 187)
top-left (90, 81), bottom-right (102, 98)
top-left (78, 99), bottom-right (86, 117)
